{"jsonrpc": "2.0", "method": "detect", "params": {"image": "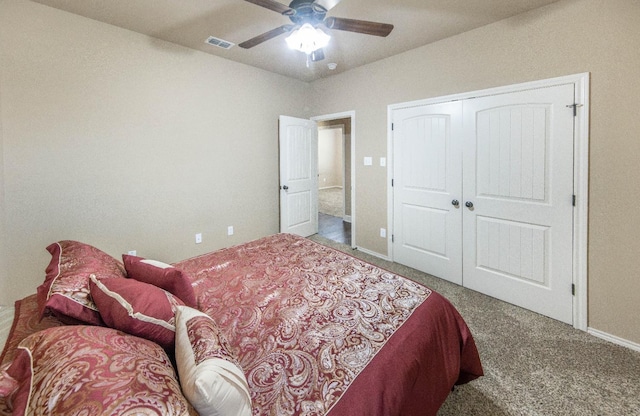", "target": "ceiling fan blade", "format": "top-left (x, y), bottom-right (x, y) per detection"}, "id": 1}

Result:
top-left (325, 17), bottom-right (394, 37)
top-left (314, 0), bottom-right (342, 12)
top-left (239, 25), bottom-right (294, 49)
top-left (243, 0), bottom-right (293, 15)
top-left (310, 48), bottom-right (325, 62)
